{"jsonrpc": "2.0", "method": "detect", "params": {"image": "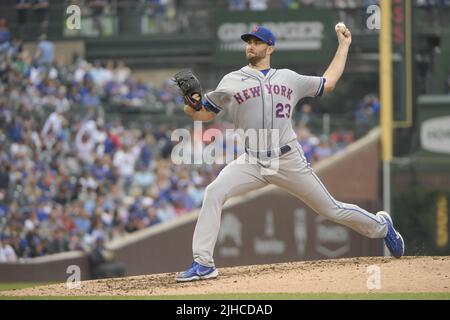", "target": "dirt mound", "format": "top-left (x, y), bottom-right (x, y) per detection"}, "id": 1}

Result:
top-left (2, 256), bottom-right (450, 297)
